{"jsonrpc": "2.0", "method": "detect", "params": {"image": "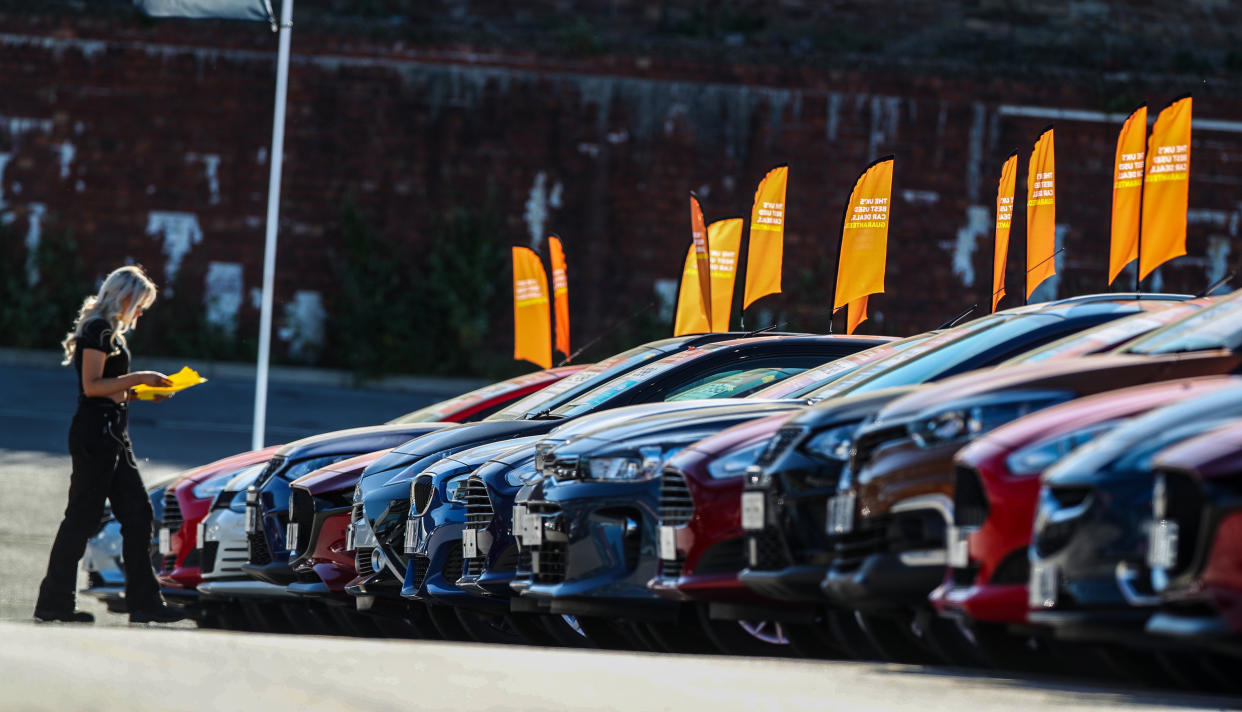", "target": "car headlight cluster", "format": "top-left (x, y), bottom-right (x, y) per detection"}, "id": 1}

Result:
top-left (706, 441), bottom-right (768, 479)
top-left (1005, 420), bottom-right (1120, 477)
top-left (445, 473), bottom-right (471, 503)
top-left (802, 422), bottom-right (860, 462)
top-left (586, 446), bottom-right (665, 482)
top-left (909, 393), bottom-right (1071, 449)
top-left (192, 477), bottom-right (228, 500)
